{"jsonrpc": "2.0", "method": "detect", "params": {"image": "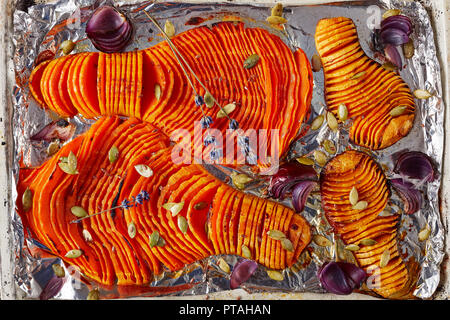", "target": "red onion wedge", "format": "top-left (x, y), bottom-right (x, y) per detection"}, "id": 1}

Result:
top-left (393, 151), bottom-right (436, 182)
top-left (86, 5), bottom-right (133, 53)
top-left (230, 259), bottom-right (258, 289)
top-left (384, 44), bottom-right (403, 69)
top-left (291, 180), bottom-right (317, 213)
top-left (390, 178), bottom-right (422, 215)
top-left (39, 275), bottom-right (66, 300)
top-left (318, 261), bottom-right (366, 295)
top-left (30, 119), bottom-right (76, 143)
